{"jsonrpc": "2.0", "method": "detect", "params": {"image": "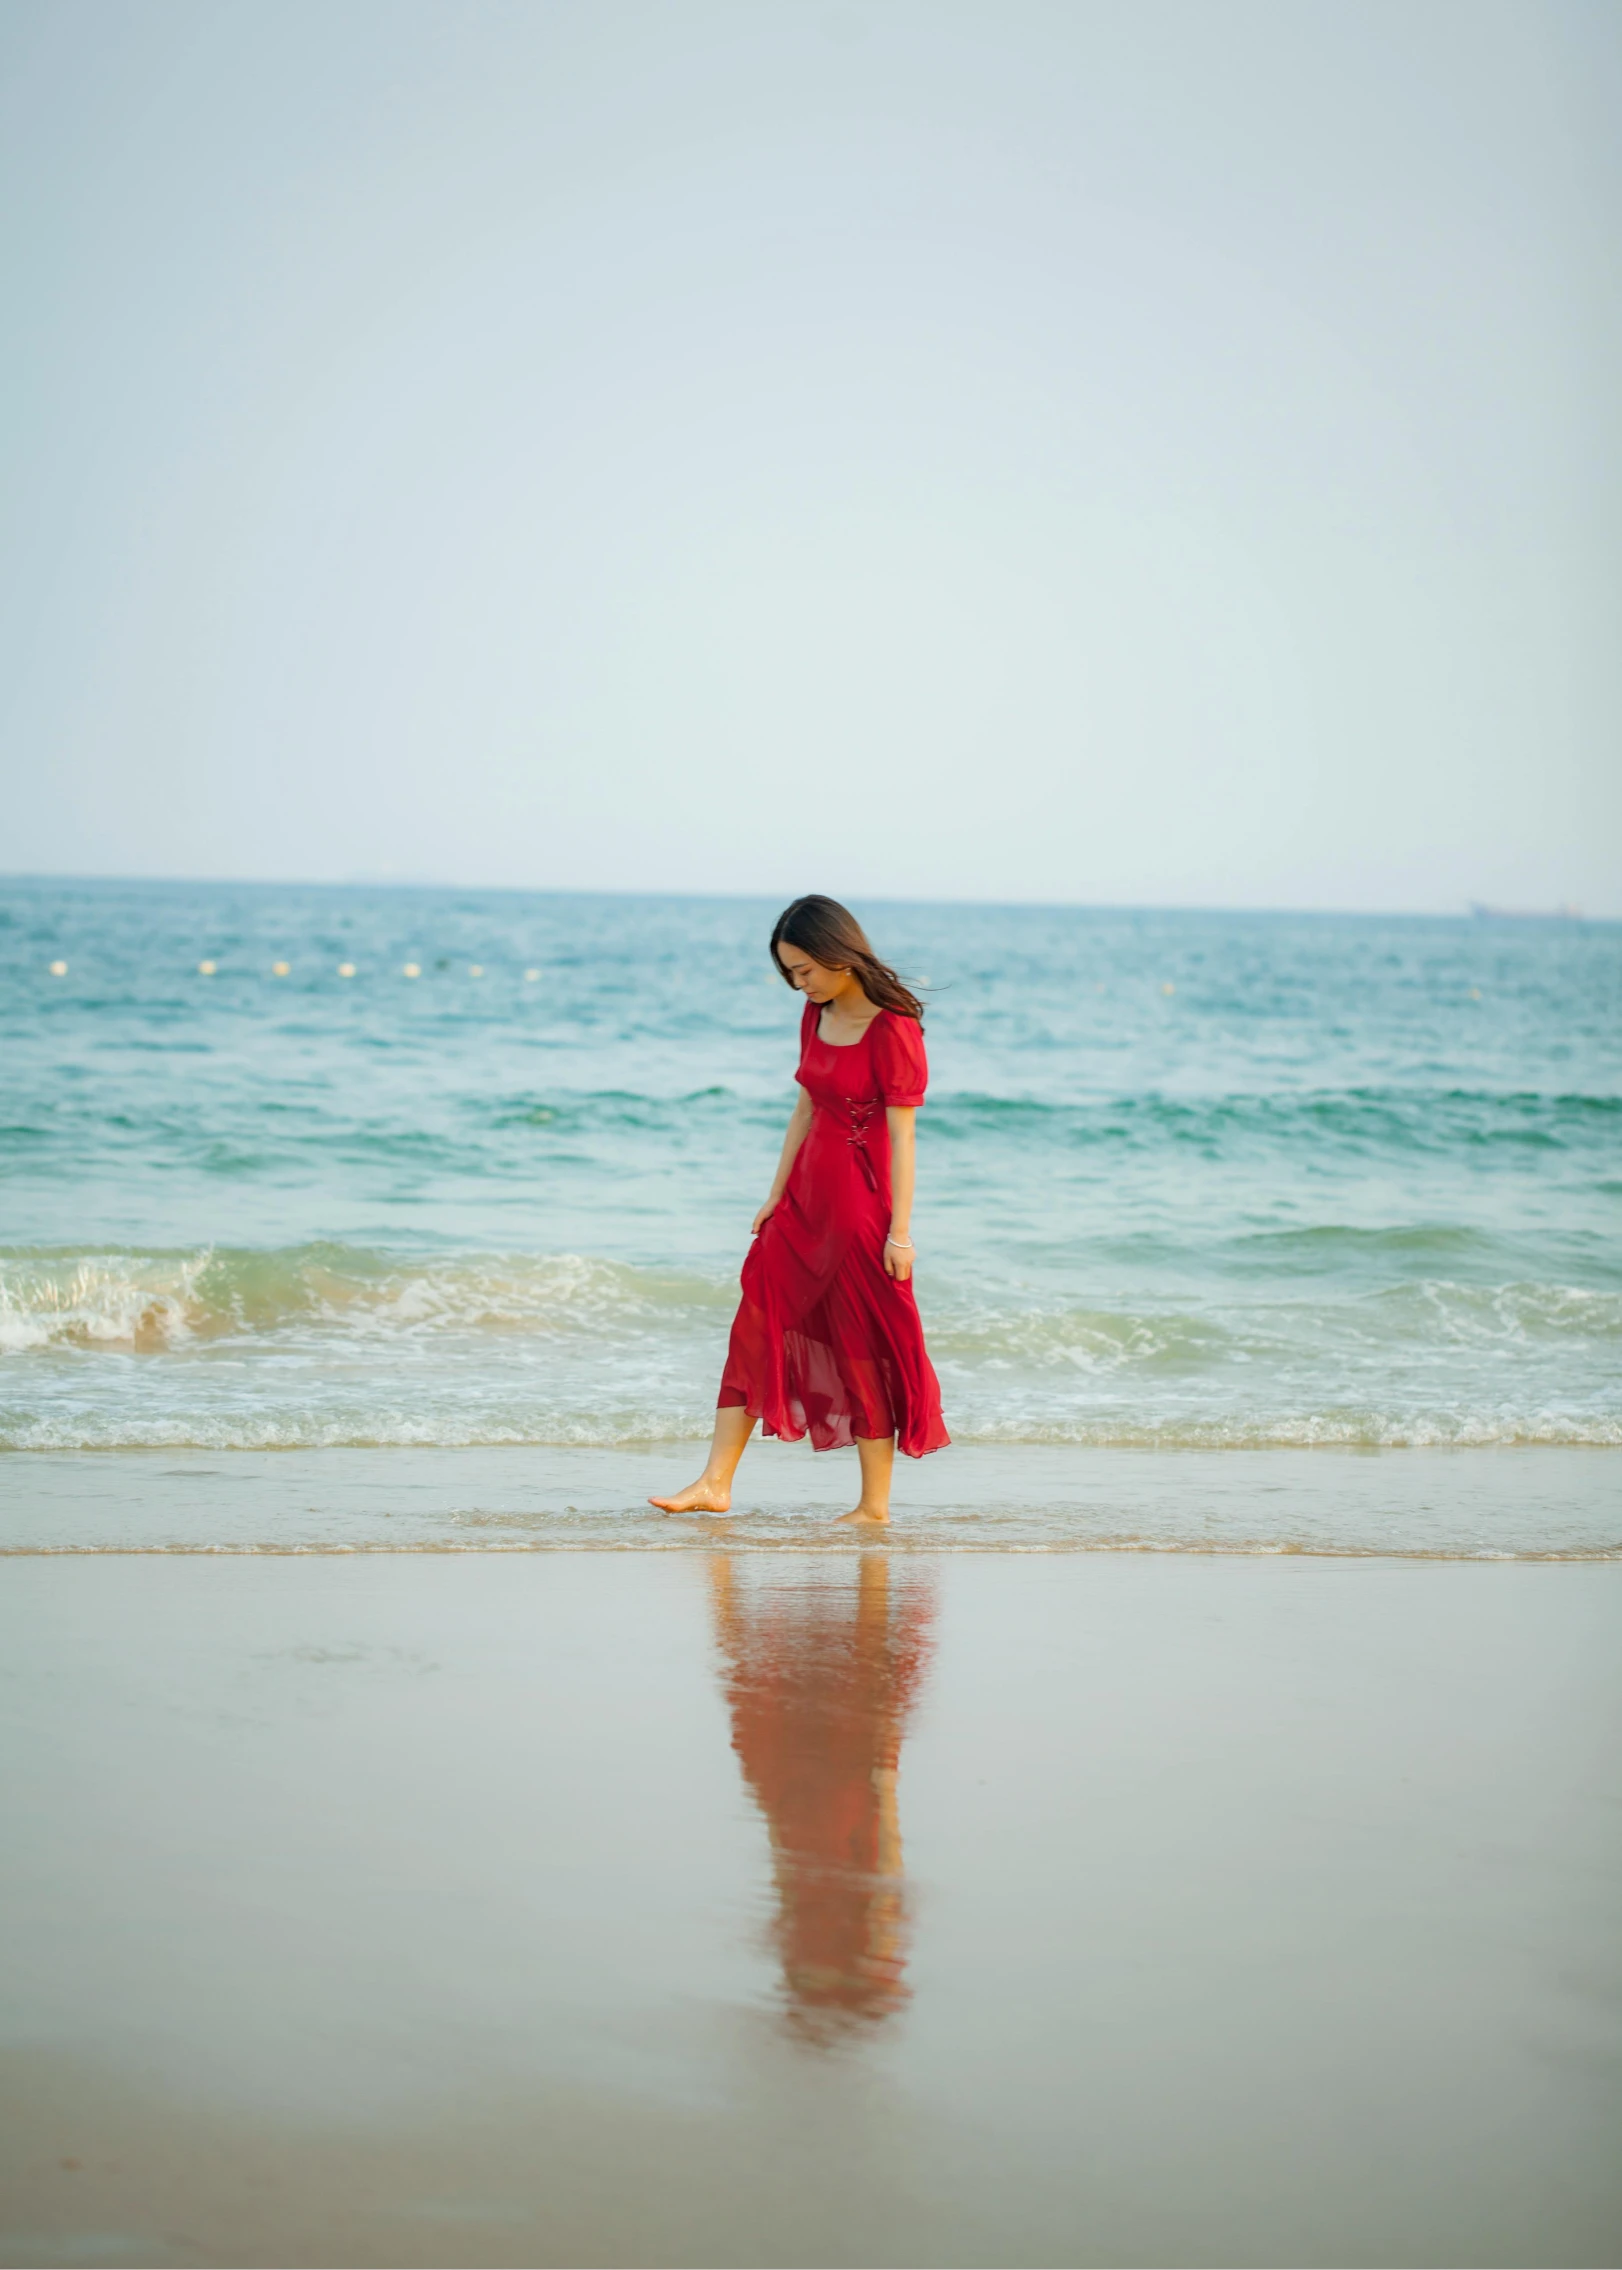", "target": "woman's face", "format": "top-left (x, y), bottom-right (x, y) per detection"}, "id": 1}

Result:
top-left (776, 941), bottom-right (854, 1004)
